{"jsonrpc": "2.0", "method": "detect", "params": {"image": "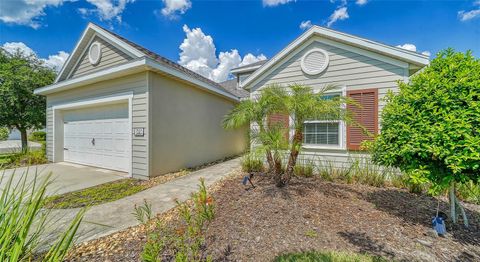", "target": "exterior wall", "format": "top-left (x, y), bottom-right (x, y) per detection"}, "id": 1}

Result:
top-left (45, 73), bottom-right (149, 179)
top-left (149, 72), bottom-right (247, 176)
top-left (249, 38), bottom-right (408, 167)
top-left (69, 36), bottom-right (133, 79)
